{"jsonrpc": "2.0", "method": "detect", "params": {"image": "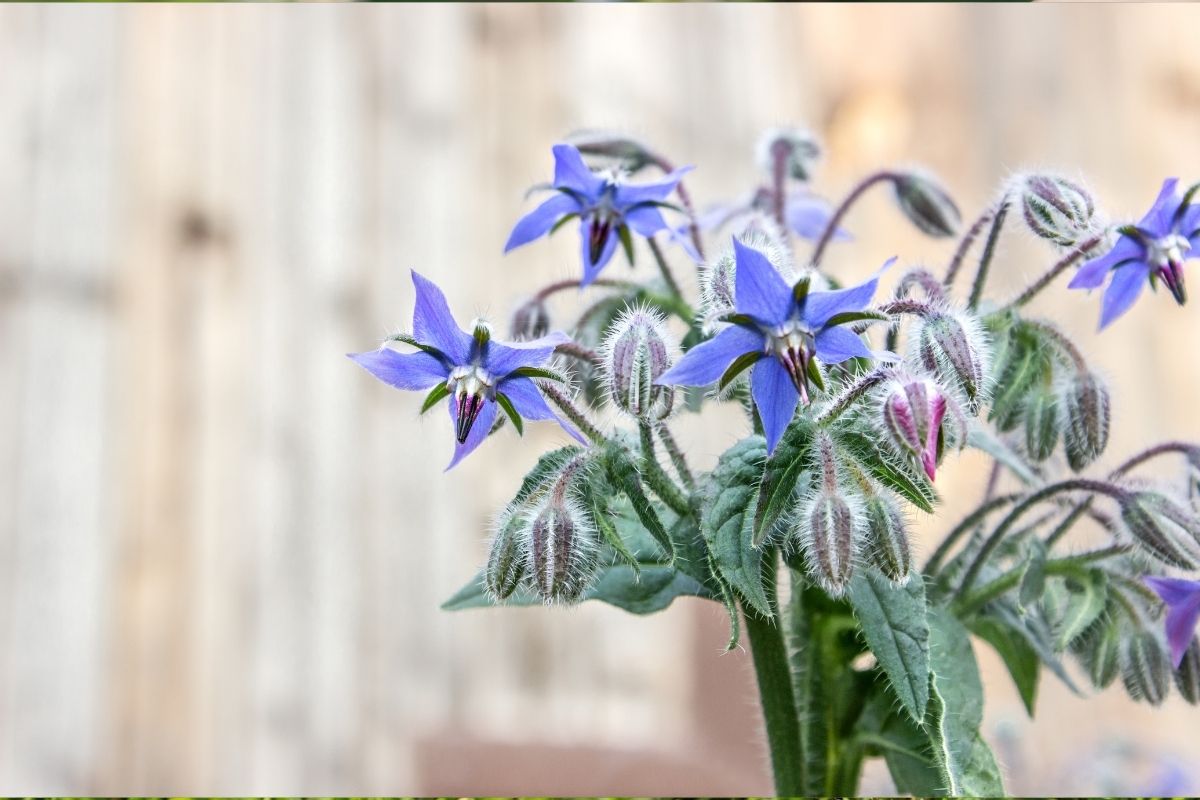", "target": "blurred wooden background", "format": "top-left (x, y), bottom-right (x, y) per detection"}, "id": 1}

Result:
top-left (1, 3), bottom-right (1200, 794)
